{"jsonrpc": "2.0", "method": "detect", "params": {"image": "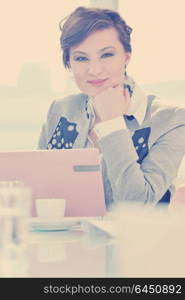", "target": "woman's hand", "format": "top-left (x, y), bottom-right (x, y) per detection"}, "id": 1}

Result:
top-left (92, 84), bottom-right (131, 122)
